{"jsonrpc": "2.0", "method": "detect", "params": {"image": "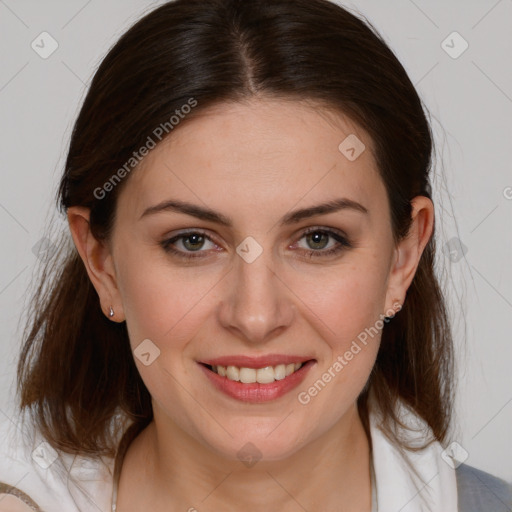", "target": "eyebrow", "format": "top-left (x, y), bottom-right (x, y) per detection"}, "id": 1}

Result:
top-left (139, 197), bottom-right (368, 226)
